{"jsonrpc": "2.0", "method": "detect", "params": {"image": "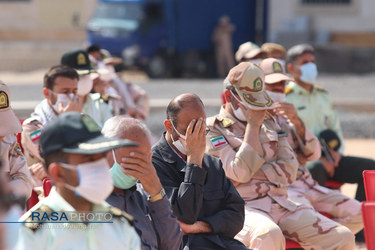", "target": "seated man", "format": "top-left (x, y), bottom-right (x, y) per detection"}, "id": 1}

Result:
top-left (61, 49), bottom-right (113, 127)
top-left (17, 112), bottom-right (141, 250)
top-left (0, 81), bottom-right (33, 200)
top-left (151, 93), bottom-right (247, 250)
top-left (22, 65), bottom-right (81, 193)
top-left (102, 116), bottom-right (183, 249)
top-left (205, 62), bottom-right (355, 249)
top-left (285, 43), bottom-right (375, 202)
top-left (260, 58), bottom-right (363, 234)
